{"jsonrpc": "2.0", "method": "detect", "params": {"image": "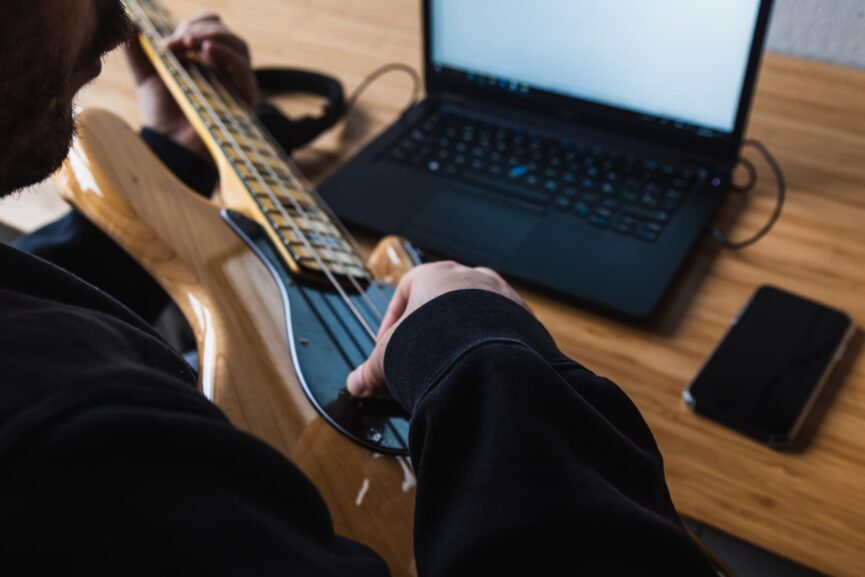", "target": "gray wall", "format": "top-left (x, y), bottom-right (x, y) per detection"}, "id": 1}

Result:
top-left (766, 0), bottom-right (865, 68)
